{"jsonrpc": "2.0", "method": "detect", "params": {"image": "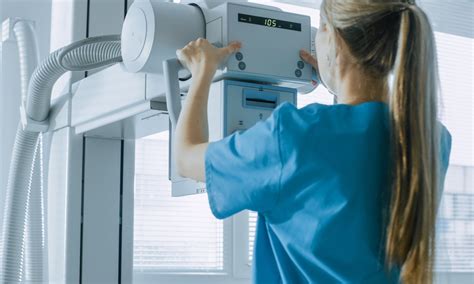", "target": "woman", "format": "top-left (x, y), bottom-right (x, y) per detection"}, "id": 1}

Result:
top-left (174, 0), bottom-right (451, 283)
